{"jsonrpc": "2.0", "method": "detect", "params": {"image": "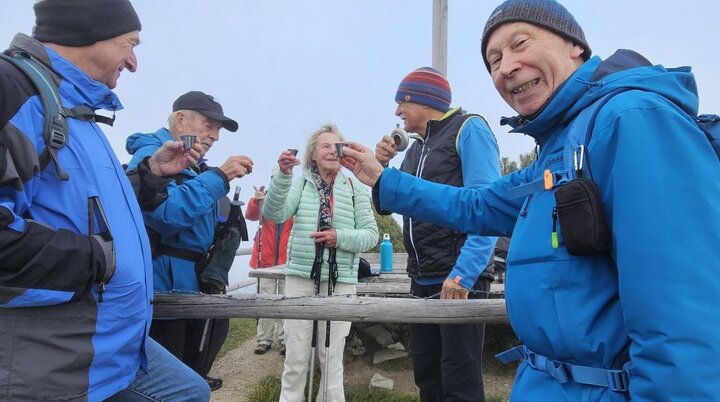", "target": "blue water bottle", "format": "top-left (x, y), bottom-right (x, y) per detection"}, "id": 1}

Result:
top-left (380, 233), bottom-right (393, 273)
